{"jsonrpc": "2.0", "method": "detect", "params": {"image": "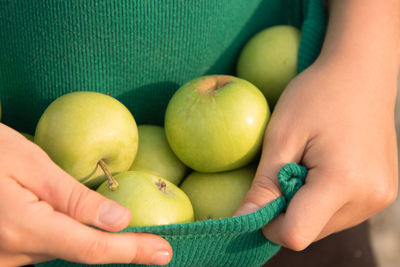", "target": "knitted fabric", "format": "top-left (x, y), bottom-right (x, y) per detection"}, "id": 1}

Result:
top-left (0, 0), bottom-right (326, 266)
top-left (0, 0), bottom-right (325, 132)
top-left (36, 163), bottom-right (307, 267)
